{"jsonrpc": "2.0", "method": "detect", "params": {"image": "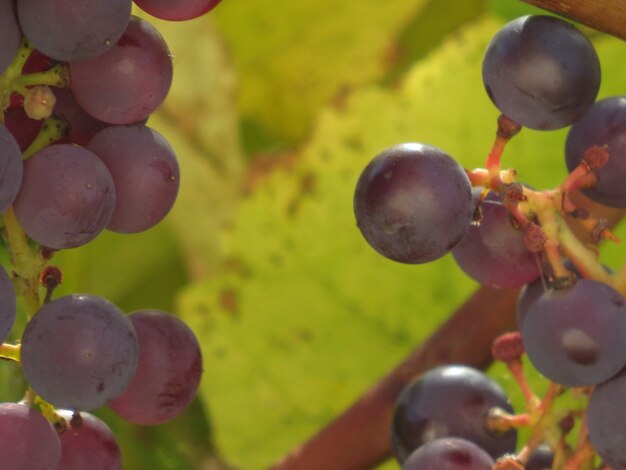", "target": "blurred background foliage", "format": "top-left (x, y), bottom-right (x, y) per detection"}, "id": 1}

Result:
top-left (4, 0), bottom-right (626, 469)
